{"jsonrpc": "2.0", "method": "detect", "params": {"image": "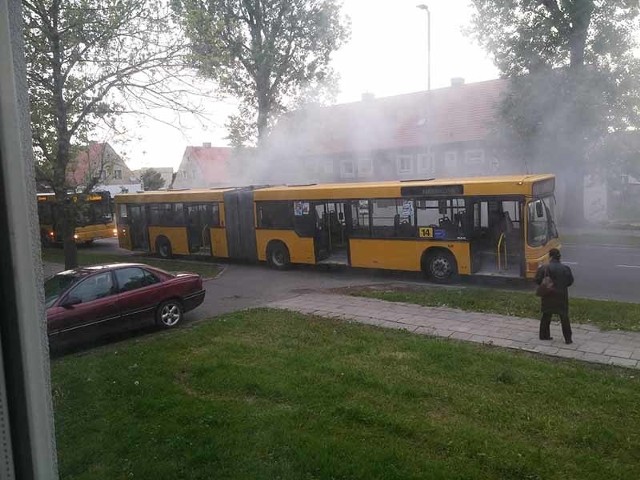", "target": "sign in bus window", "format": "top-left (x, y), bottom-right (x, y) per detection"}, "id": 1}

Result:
top-left (419, 227), bottom-right (434, 238)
